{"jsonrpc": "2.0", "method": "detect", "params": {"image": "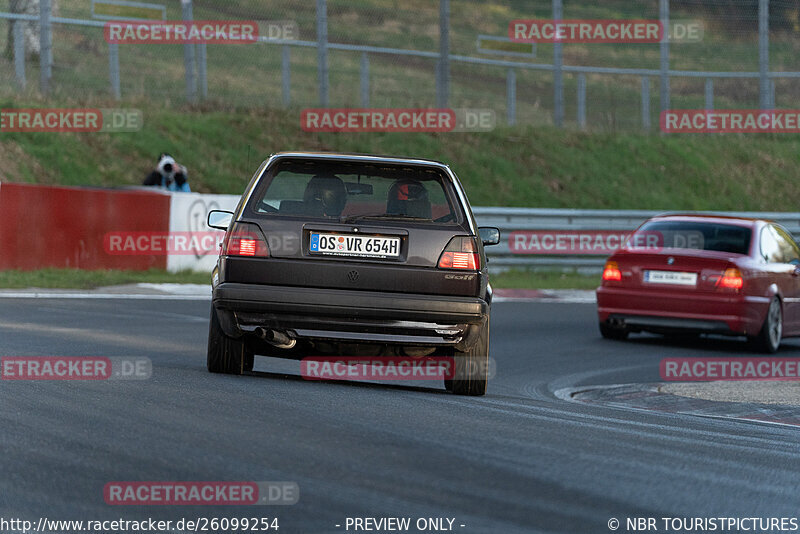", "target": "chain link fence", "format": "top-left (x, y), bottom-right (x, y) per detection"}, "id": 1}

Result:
top-left (0, 0), bottom-right (797, 131)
